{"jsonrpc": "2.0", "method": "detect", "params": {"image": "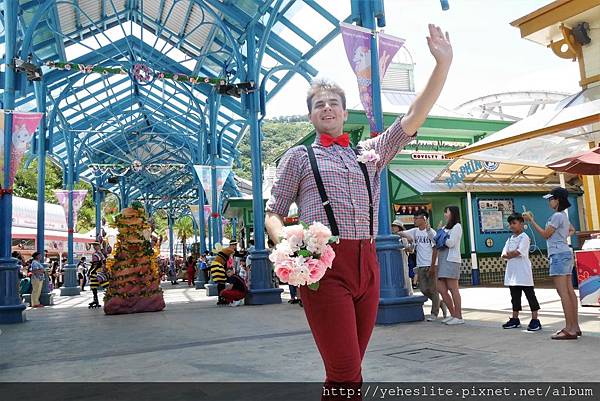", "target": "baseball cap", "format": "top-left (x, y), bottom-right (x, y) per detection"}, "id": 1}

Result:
top-left (543, 187), bottom-right (569, 200)
top-left (391, 219), bottom-right (404, 228)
